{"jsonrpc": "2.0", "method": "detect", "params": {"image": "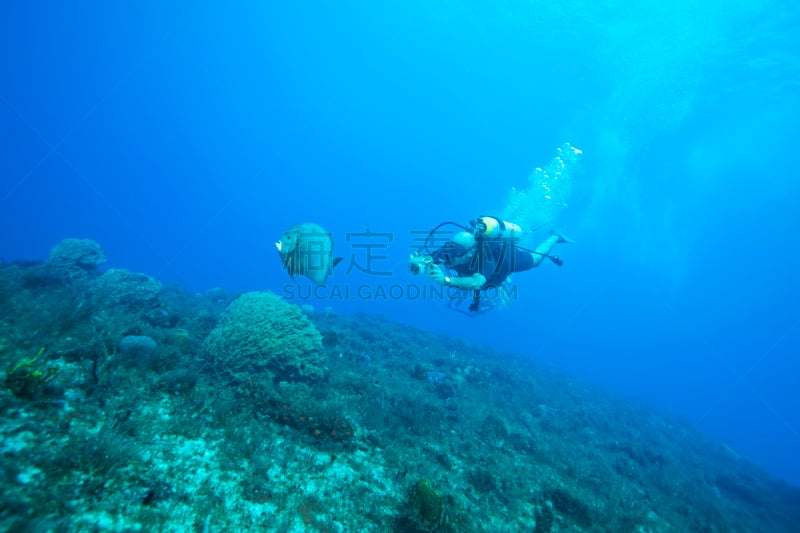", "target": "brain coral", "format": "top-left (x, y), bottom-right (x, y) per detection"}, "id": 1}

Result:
top-left (45, 238), bottom-right (106, 279)
top-left (92, 268), bottom-right (162, 309)
top-left (204, 291), bottom-right (326, 382)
